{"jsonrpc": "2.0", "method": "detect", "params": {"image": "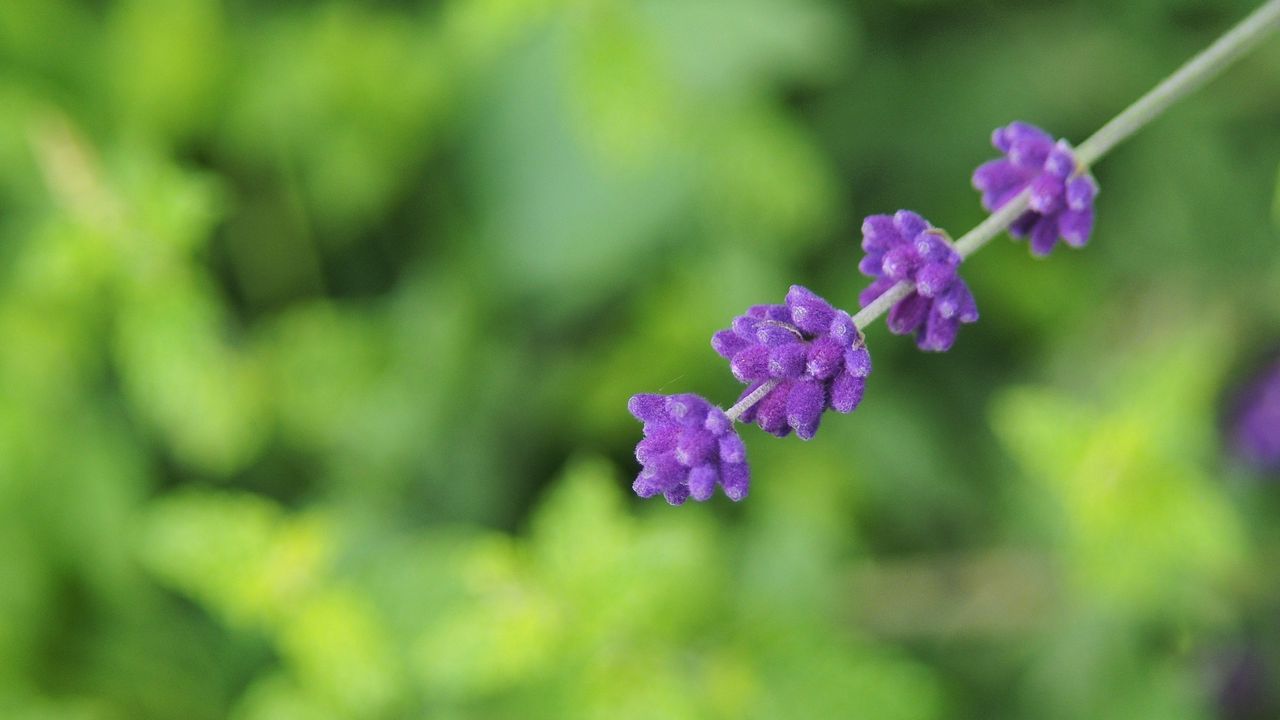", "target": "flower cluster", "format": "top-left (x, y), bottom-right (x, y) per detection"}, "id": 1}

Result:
top-left (1229, 358), bottom-right (1280, 474)
top-left (973, 121), bottom-right (1099, 256)
top-left (711, 285), bottom-right (871, 440)
top-left (627, 393), bottom-right (751, 504)
top-left (627, 121), bottom-right (1102, 503)
top-left (858, 210), bottom-right (979, 352)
